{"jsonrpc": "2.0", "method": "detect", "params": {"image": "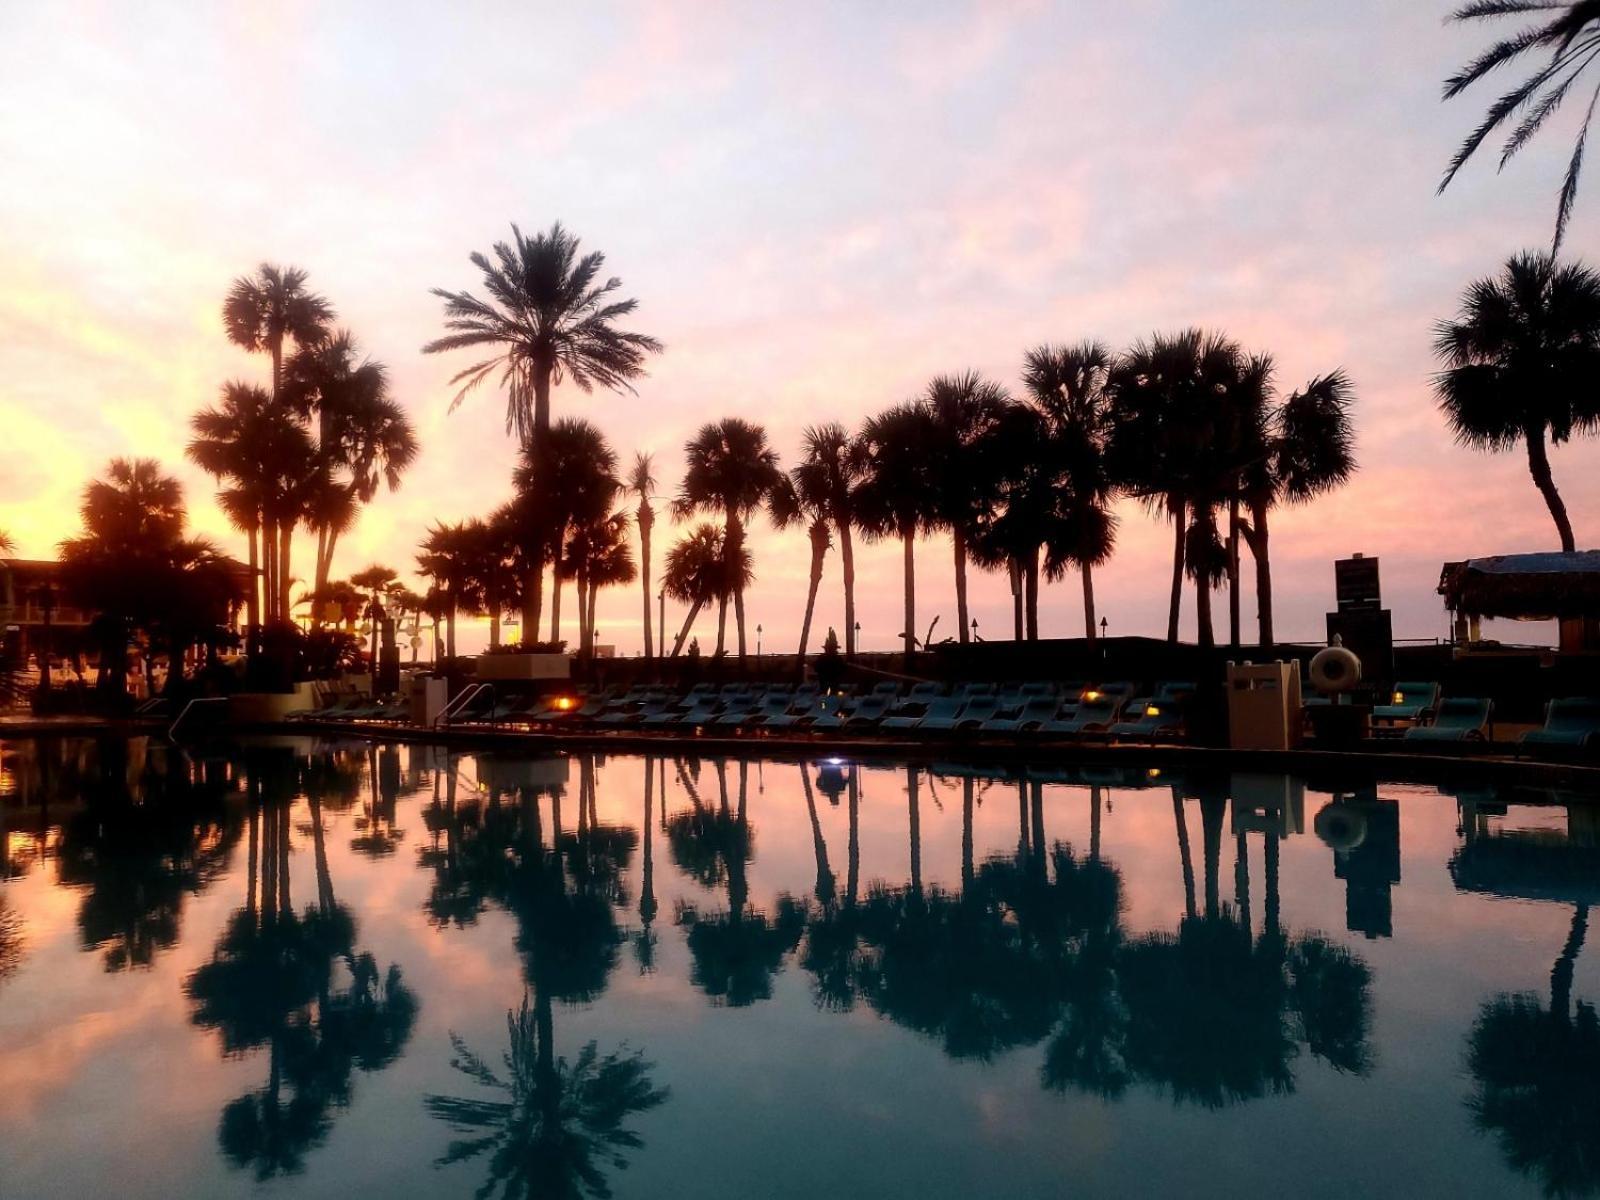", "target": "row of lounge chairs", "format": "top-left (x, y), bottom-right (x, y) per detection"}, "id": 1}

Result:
top-left (1384, 687), bottom-right (1600, 752)
top-left (294, 678), bottom-right (1200, 741)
